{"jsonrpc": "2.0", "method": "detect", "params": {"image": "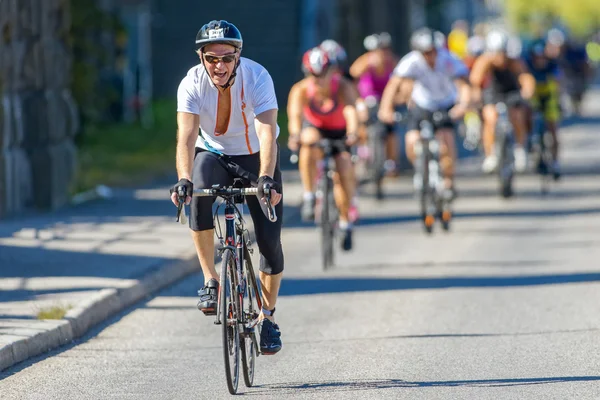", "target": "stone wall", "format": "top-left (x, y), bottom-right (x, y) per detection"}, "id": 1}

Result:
top-left (0, 0), bottom-right (78, 218)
